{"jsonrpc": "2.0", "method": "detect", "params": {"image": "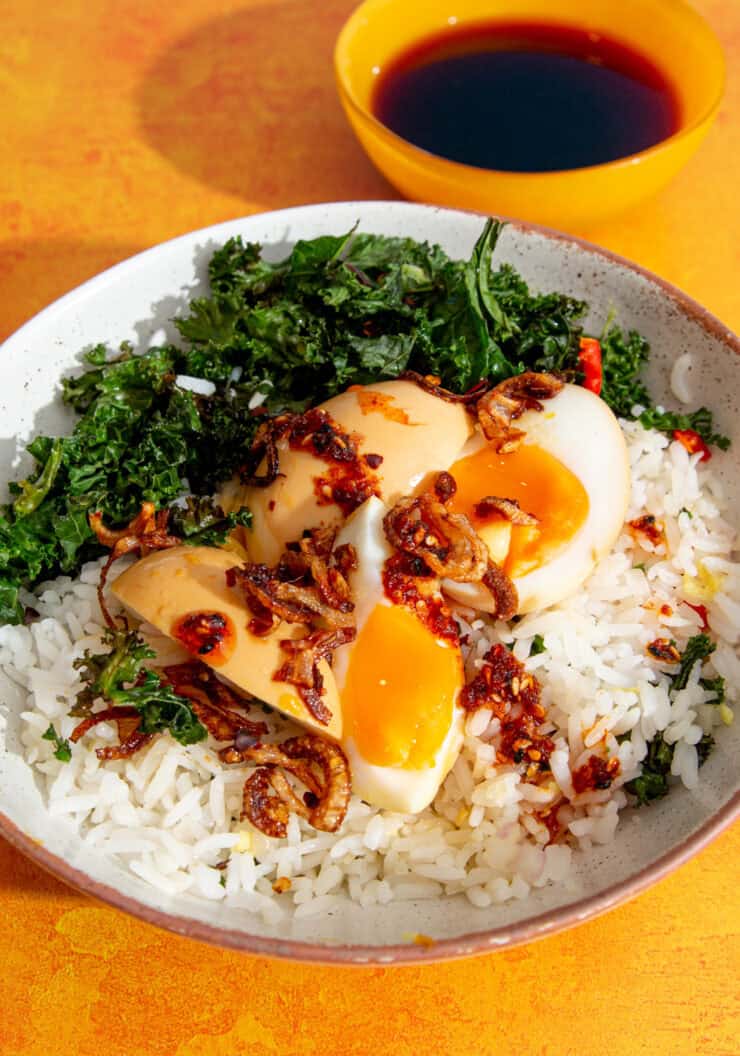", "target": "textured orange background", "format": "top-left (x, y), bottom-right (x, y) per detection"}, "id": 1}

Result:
top-left (1, 1), bottom-right (739, 1053)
